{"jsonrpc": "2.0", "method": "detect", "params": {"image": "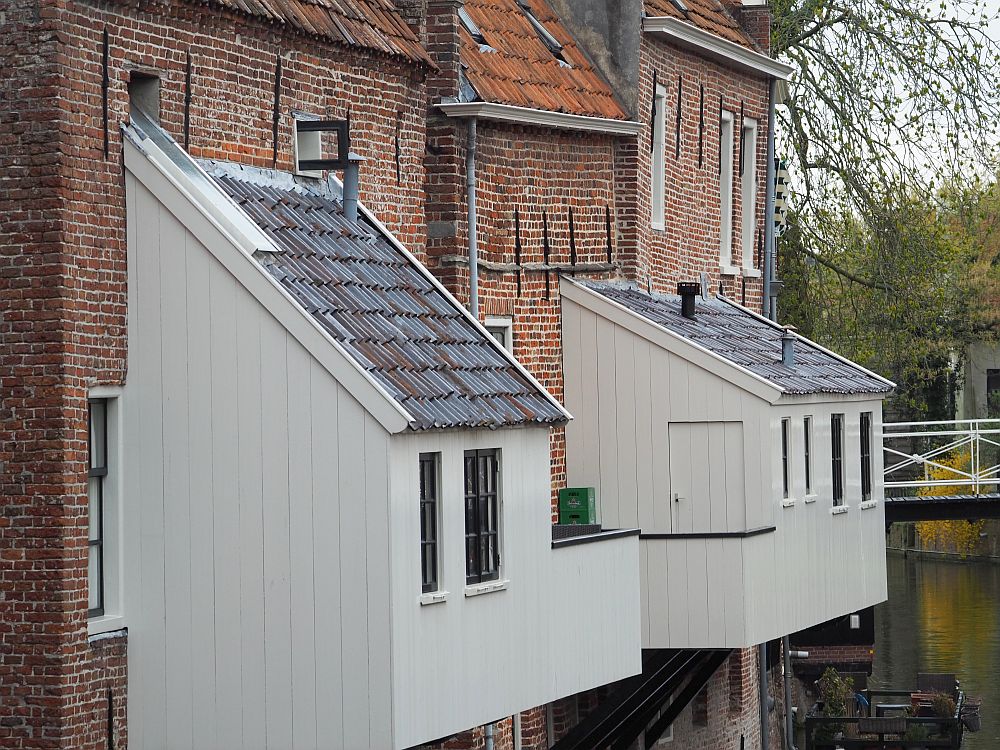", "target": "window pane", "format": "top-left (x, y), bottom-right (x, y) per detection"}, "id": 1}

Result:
top-left (89, 400), bottom-right (107, 470)
top-left (804, 417), bottom-right (812, 494)
top-left (781, 419), bottom-right (790, 498)
top-left (88, 543), bottom-right (102, 612)
top-left (88, 477), bottom-right (102, 542)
